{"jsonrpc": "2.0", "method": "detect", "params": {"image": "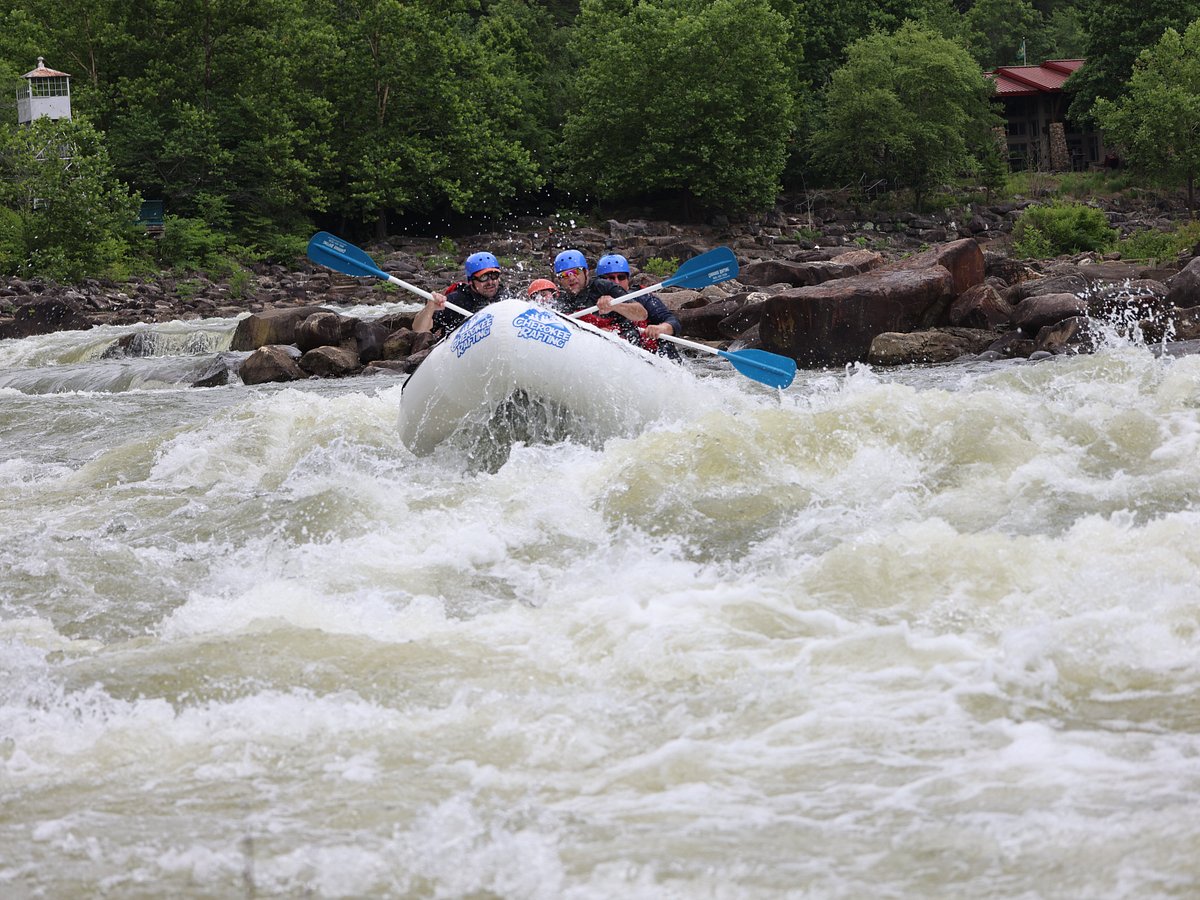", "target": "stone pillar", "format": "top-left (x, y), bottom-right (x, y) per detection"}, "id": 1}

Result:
top-left (1048, 121), bottom-right (1070, 172)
